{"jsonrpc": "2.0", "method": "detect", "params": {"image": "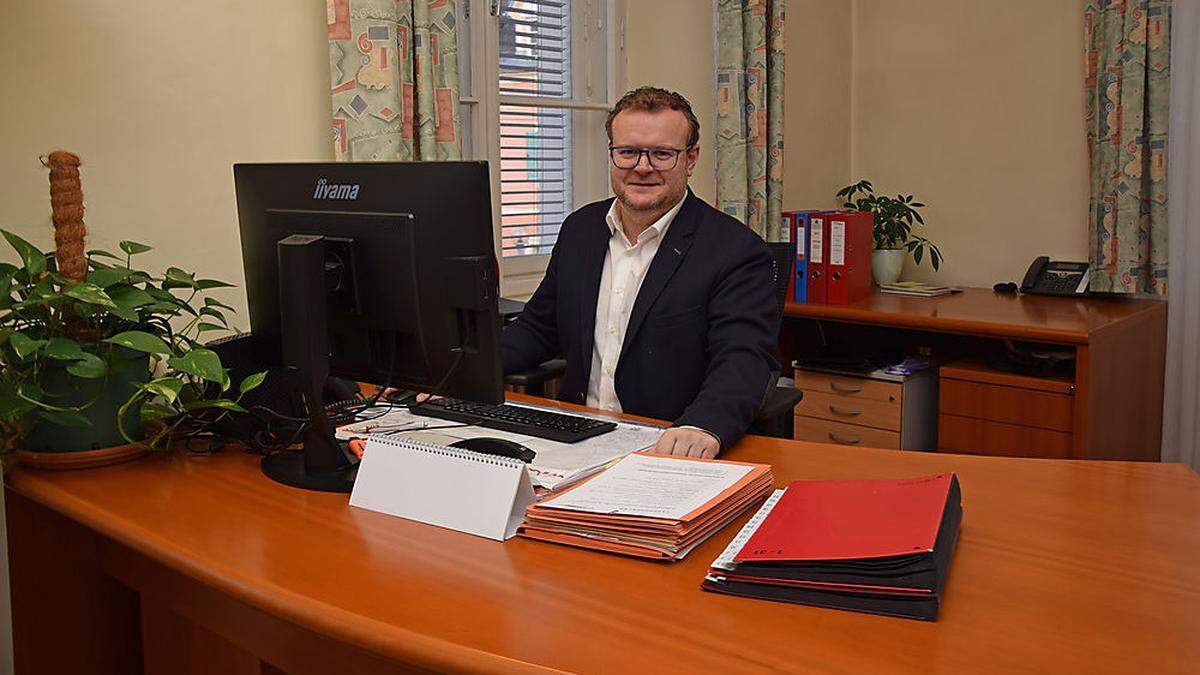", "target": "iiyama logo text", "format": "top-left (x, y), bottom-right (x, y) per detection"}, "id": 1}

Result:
top-left (313, 178), bottom-right (360, 200)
